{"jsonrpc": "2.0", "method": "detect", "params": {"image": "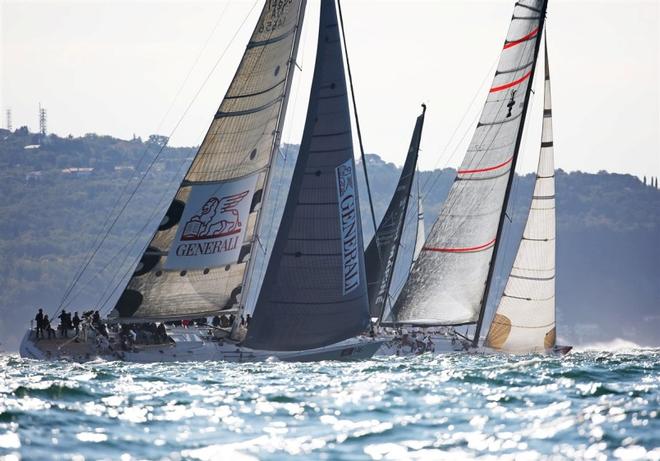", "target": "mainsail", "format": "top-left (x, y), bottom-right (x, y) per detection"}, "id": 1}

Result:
top-left (244, 0), bottom-right (370, 351)
top-left (485, 39), bottom-right (556, 352)
top-left (364, 106), bottom-right (426, 320)
top-left (391, 0), bottom-right (548, 326)
top-left (109, 0), bottom-right (307, 321)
